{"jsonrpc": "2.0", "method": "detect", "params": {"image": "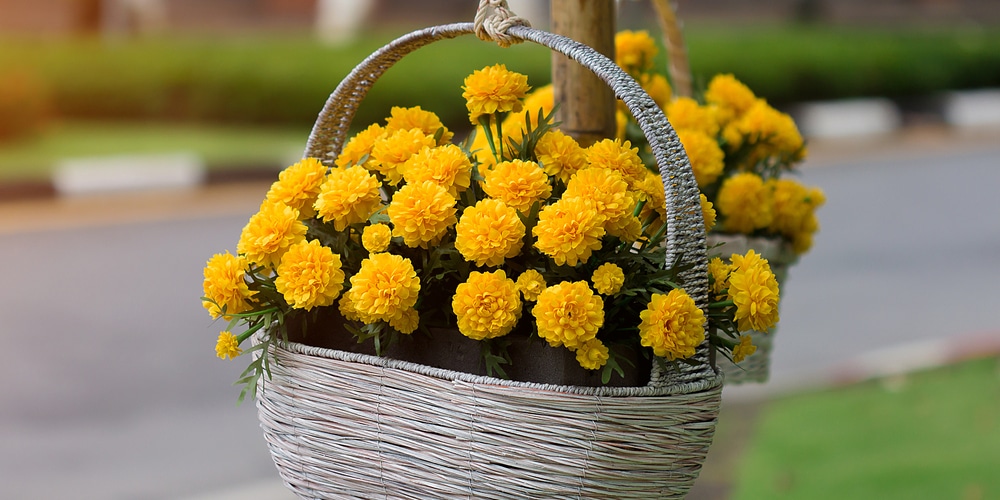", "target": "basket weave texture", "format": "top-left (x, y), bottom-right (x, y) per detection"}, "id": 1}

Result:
top-left (708, 233), bottom-right (797, 384)
top-left (255, 22), bottom-right (723, 499)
